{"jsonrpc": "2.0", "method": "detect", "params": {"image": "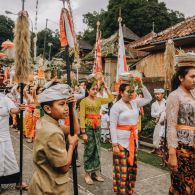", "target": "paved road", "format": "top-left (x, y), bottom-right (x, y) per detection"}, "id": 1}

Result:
top-left (0, 129), bottom-right (170, 195)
